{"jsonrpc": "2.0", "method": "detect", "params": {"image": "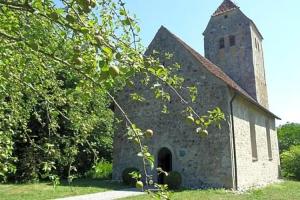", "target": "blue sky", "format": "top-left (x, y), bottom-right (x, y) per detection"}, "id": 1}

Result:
top-left (125, 0), bottom-right (300, 125)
